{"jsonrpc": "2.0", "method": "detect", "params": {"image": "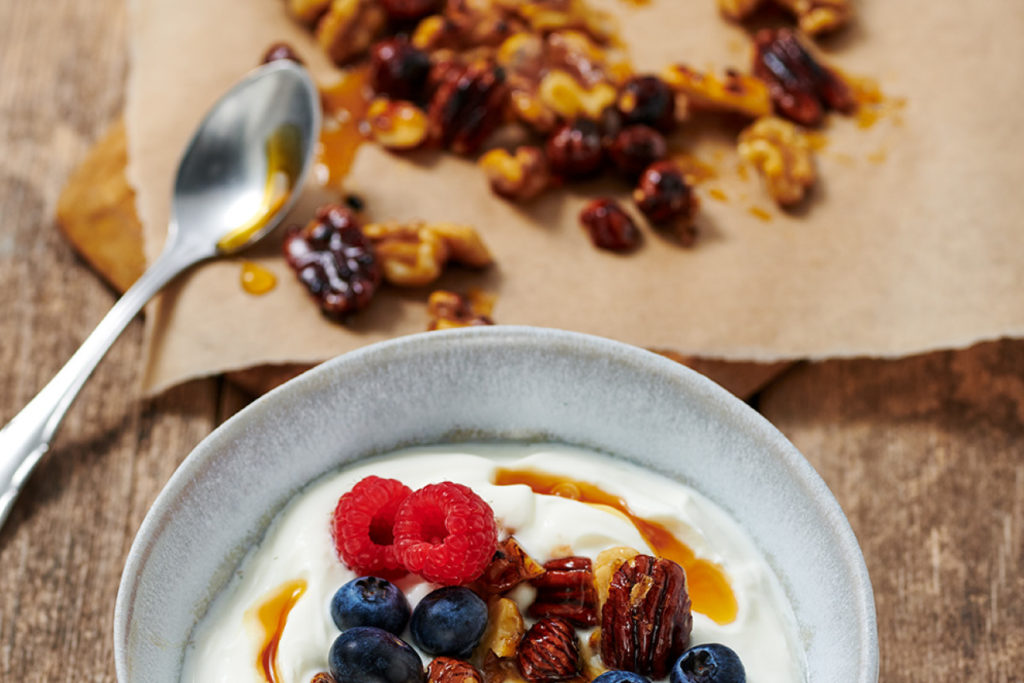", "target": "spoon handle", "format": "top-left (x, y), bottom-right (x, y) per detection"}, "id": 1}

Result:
top-left (0, 242), bottom-right (200, 531)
